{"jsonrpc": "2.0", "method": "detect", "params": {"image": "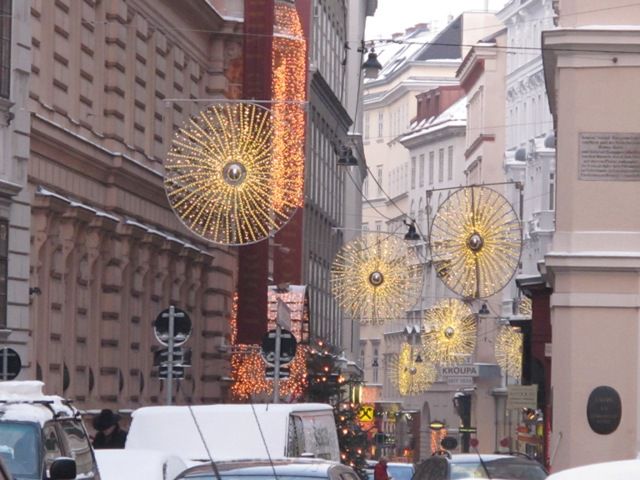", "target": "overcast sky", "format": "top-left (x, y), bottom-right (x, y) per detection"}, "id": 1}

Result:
top-left (366, 0), bottom-right (511, 39)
